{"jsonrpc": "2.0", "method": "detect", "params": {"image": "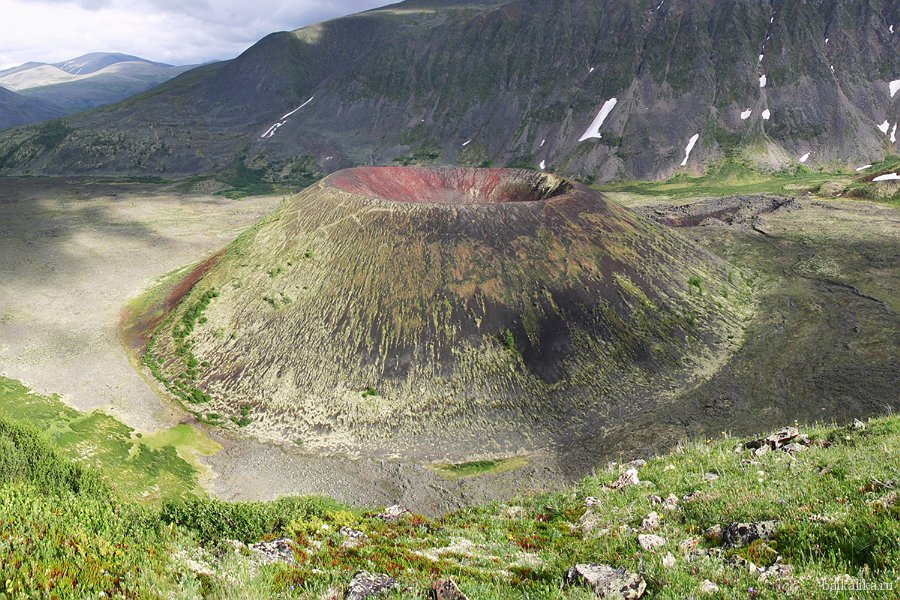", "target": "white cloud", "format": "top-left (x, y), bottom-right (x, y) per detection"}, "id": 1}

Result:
top-left (0, 0), bottom-right (396, 69)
